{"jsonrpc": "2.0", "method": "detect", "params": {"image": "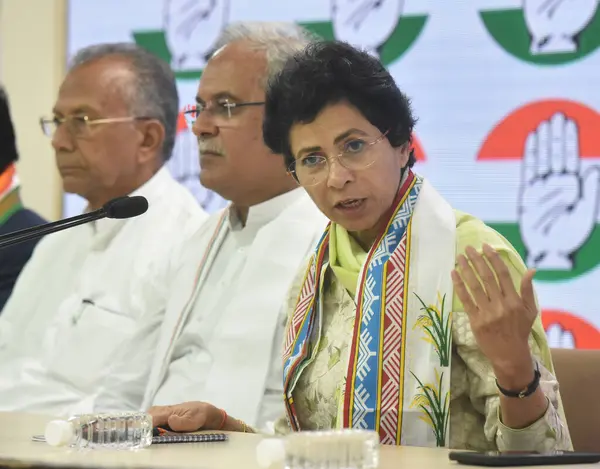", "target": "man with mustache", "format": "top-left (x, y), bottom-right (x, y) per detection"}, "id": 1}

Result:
top-left (0, 43), bottom-right (207, 414)
top-left (143, 22), bottom-right (327, 432)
